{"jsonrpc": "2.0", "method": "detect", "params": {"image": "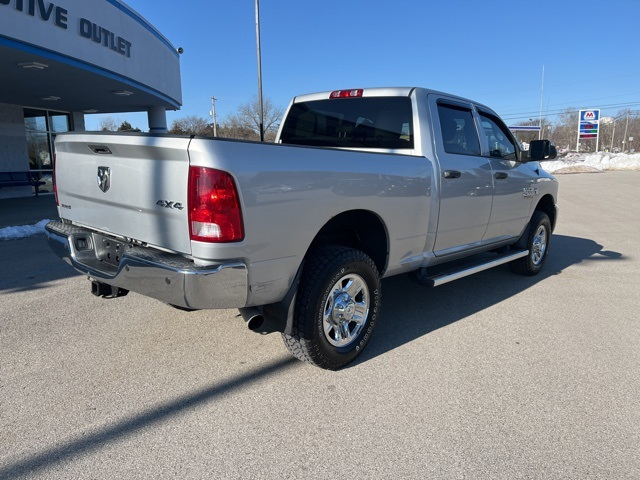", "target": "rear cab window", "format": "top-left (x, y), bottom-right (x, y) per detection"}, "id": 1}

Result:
top-left (280, 97), bottom-right (414, 149)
